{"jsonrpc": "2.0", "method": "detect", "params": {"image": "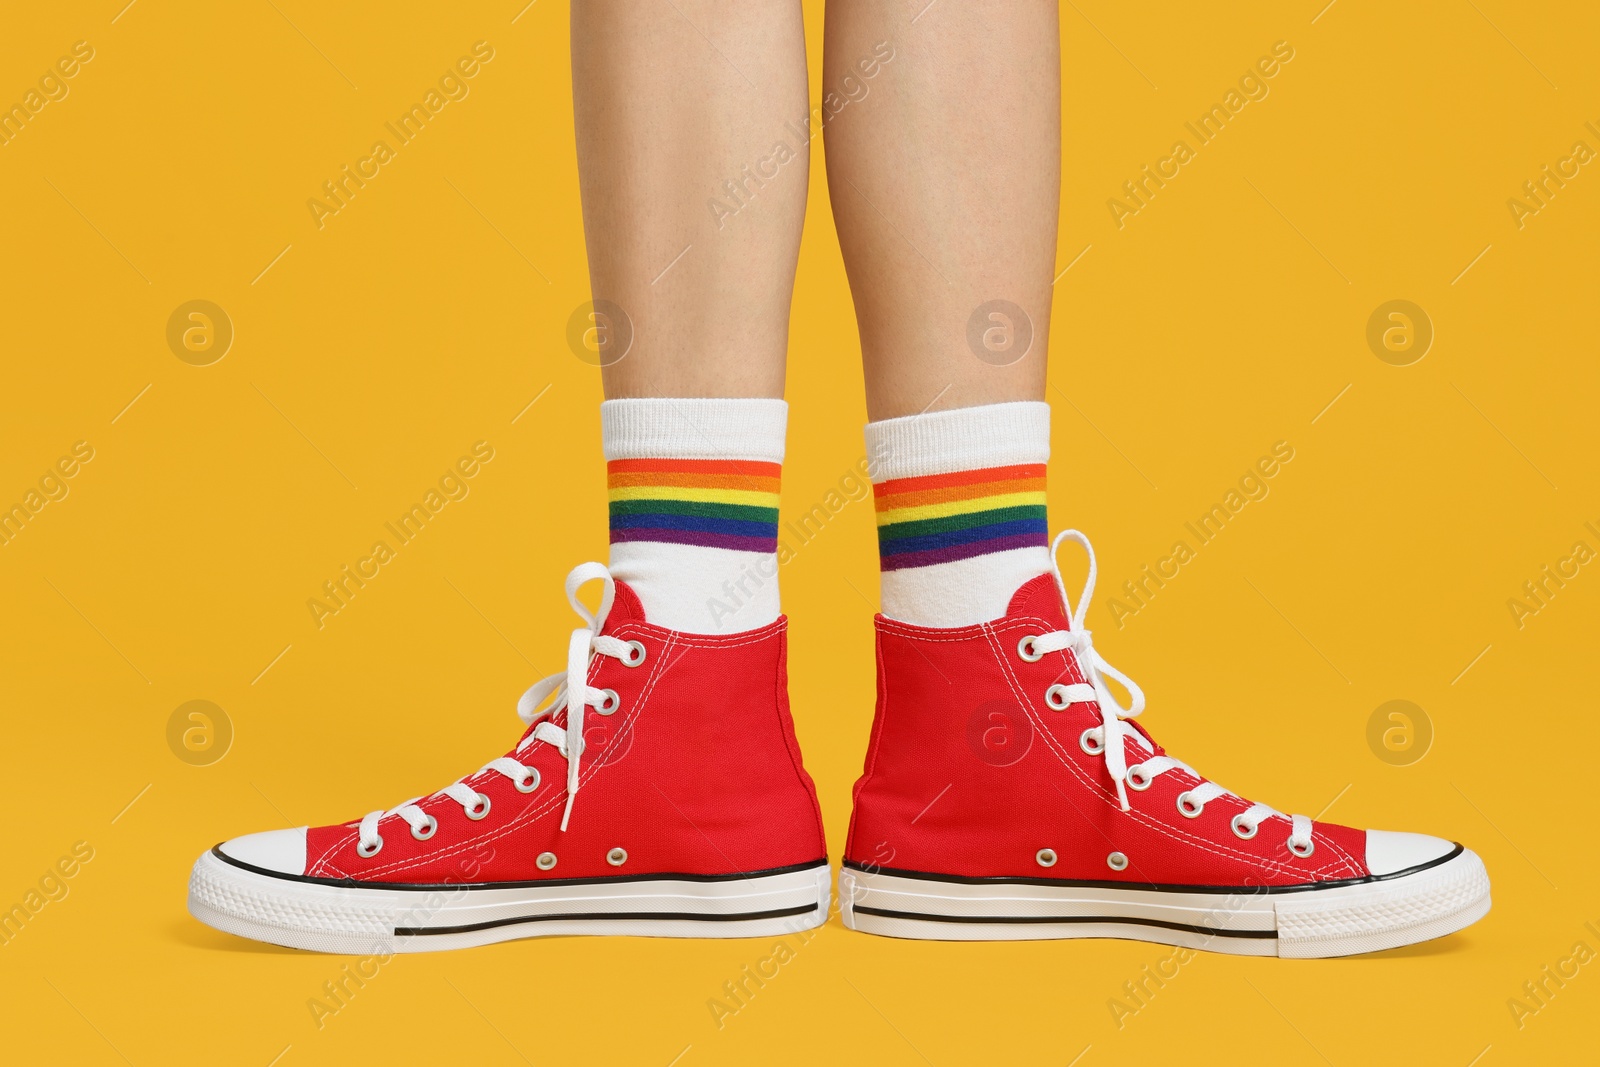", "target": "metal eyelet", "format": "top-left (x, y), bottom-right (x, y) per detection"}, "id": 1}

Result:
top-left (1035, 848), bottom-right (1057, 868)
top-left (514, 768), bottom-right (540, 794)
top-left (410, 815), bottom-right (439, 841)
top-left (1045, 684), bottom-right (1073, 711)
top-left (597, 688), bottom-right (620, 716)
top-left (606, 847), bottom-right (628, 867)
top-left (1106, 851), bottom-right (1129, 871)
top-left (464, 793), bottom-right (491, 820)
top-left (1017, 635), bottom-right (1043, 662)
top-left (536, 851), bottom-right (558, 871)
top-left (1079, 728), bottom-right (1104, 756)
top-left (1175, 792), bottom-right (1204, 819)
top-left (1231, 815), bottom-right (1258, 840)
top-left (1125, 766), bottom-right (1152, 791)
top-left (1287, 838), bottom-right (1315, 859)
top-left (621, 640), bottom-right (647, 667)
top-left (357, 837), bottom-right (383, 858)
